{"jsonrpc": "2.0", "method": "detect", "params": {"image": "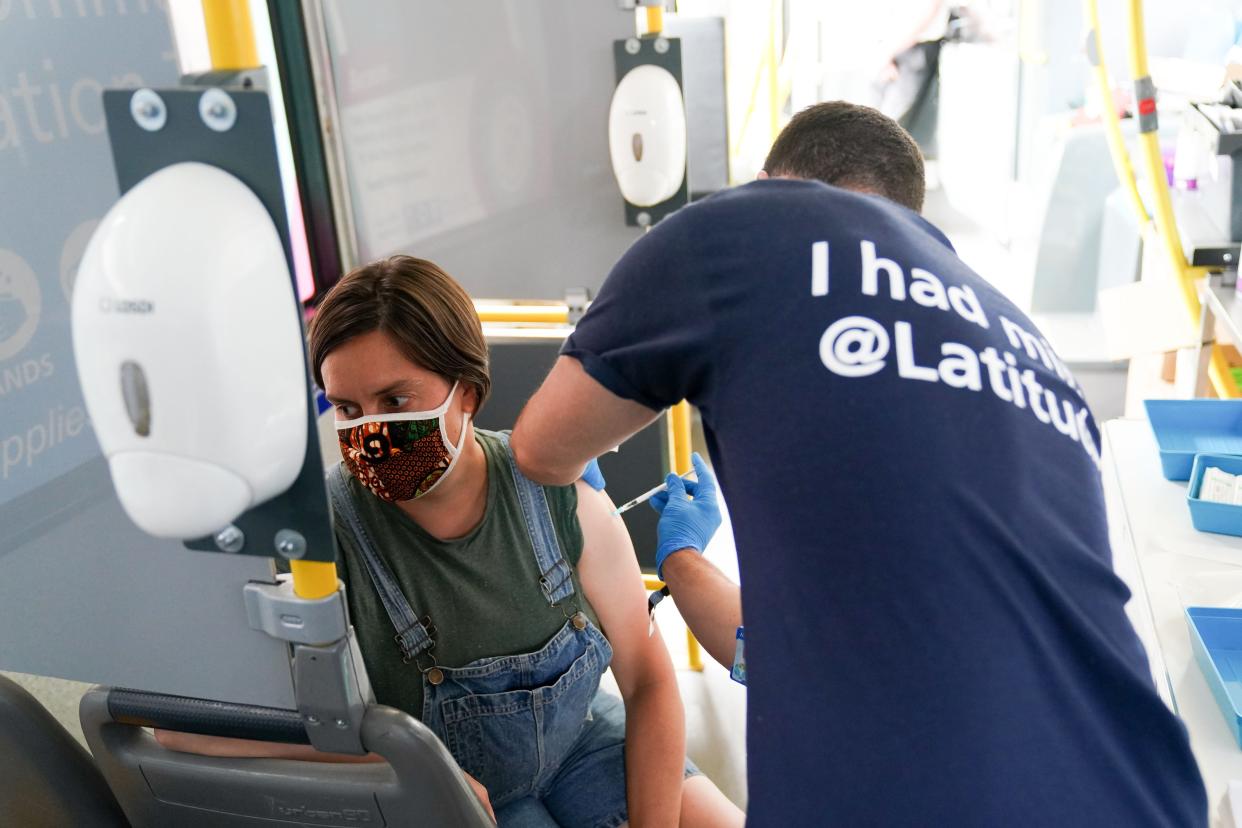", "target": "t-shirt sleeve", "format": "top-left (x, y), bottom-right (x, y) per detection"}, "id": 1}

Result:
top-left (562, 211), bottom-right (712, 411)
